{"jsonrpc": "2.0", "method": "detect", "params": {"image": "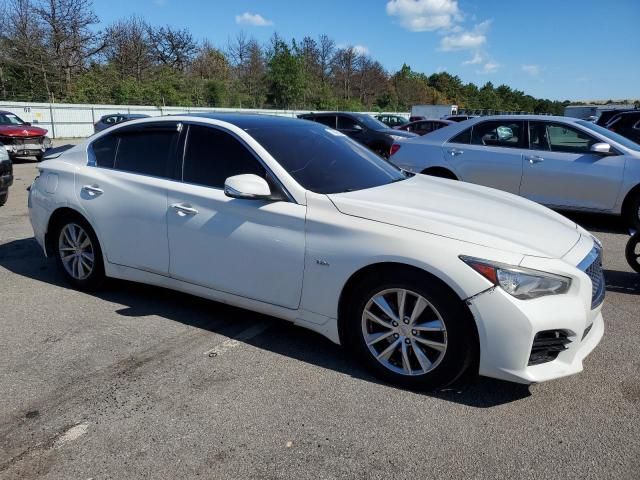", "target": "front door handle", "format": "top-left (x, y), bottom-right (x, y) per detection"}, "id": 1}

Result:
top-left (82, 184), bottom-right (103, 195)
top-left (526, 156), bottom-right (544, 164)
top-left (170, 203), bottom-right (199, 216)
top-left (448, 148), bottom-right (464, 156)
